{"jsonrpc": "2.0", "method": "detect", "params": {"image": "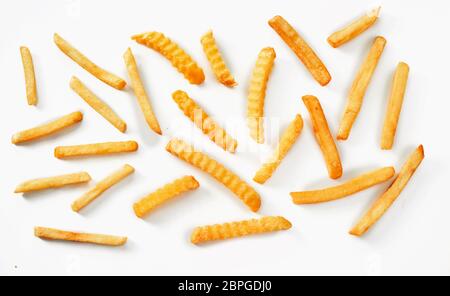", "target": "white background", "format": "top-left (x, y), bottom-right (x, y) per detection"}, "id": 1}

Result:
top-left (0, 0), bottom-right (449, 276)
